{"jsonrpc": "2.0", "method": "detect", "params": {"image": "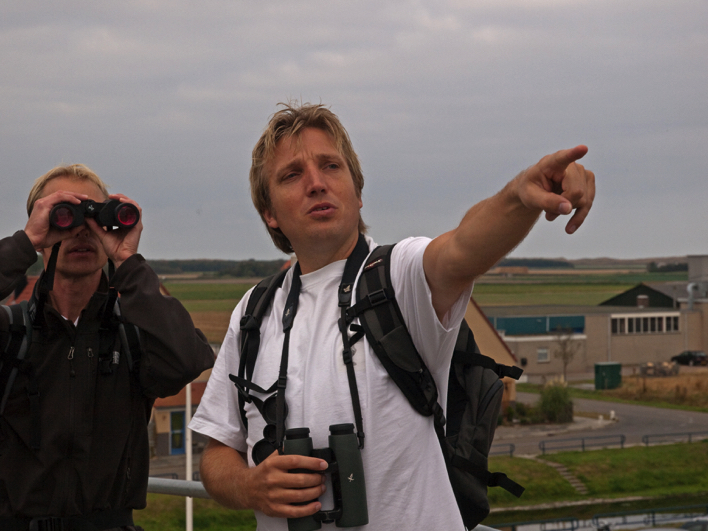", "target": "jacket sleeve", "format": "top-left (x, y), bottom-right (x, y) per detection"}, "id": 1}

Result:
top-left (110, 253), bottom-right (215, 399)
top-left (0, 231), bottom-right (39, 301)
